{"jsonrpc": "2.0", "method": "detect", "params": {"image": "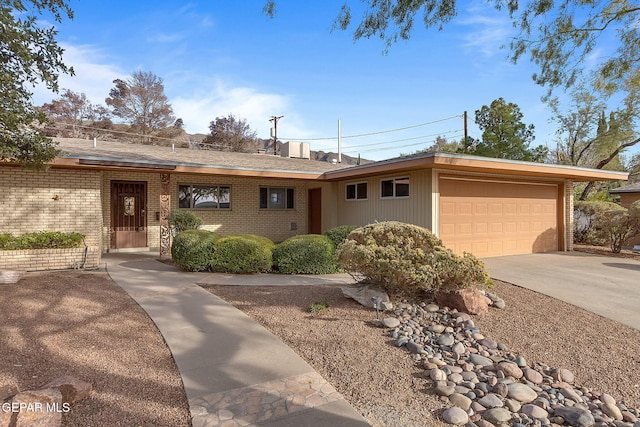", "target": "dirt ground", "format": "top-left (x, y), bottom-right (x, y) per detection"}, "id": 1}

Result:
top-left (0, 270), bottom-right (191, 427)
top-left (2, 244), bottom-right (639, 426)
